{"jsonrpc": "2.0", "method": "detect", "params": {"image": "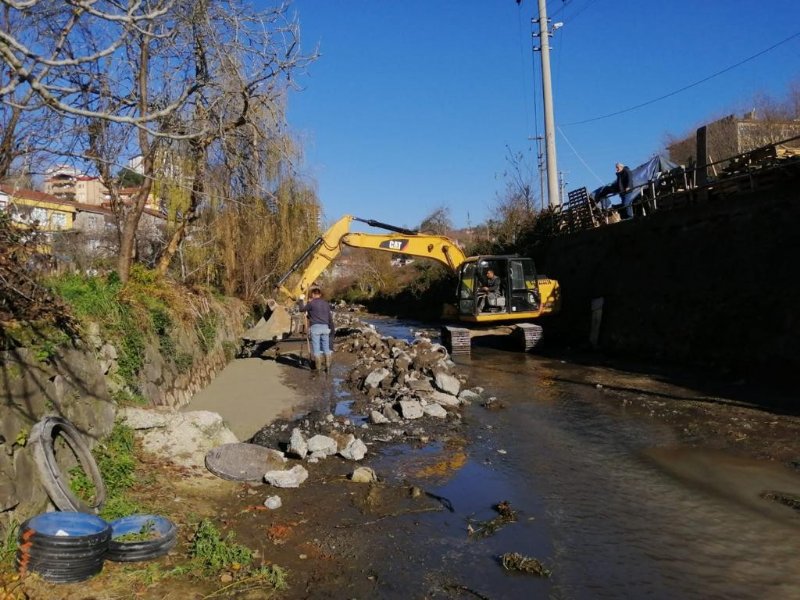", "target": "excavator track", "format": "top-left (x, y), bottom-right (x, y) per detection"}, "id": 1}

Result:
top-left (513, 323), bottom-right (543, 352)
top-left (441, 326), bottom-right (471, 356)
